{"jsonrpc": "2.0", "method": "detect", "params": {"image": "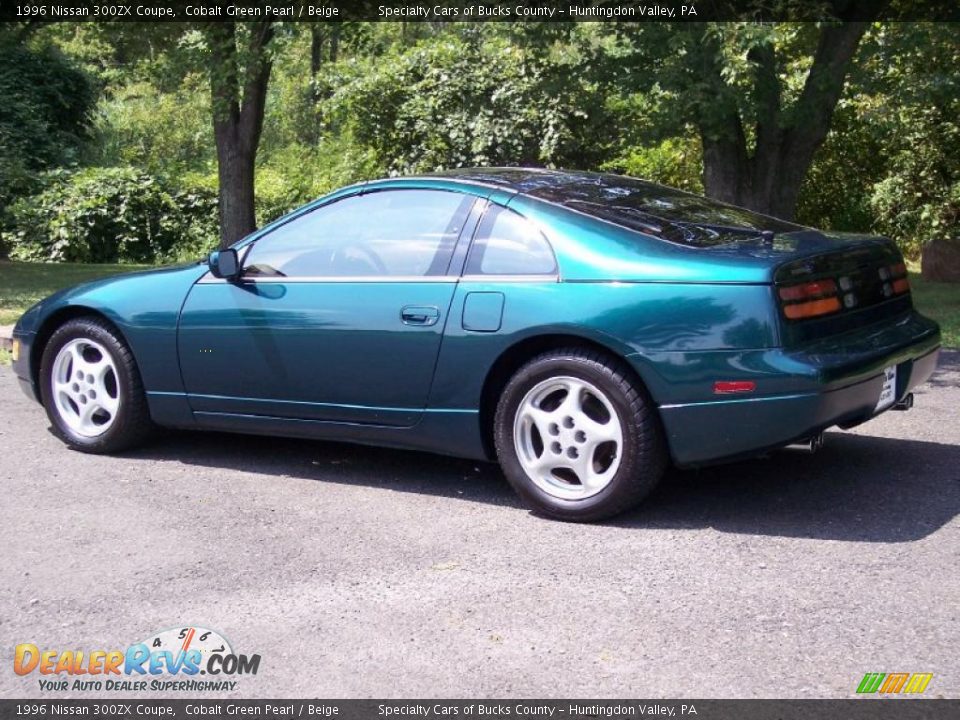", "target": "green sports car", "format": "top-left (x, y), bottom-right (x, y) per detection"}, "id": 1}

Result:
top-left (10, 169), bottom-right (941, 521)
